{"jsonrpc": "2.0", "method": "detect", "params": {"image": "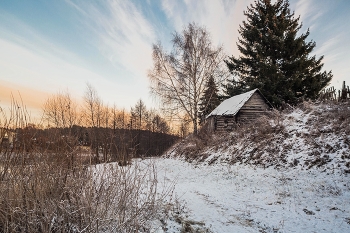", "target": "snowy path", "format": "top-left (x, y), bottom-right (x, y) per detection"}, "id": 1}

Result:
top-left (151, 158), bottom-right (350, 233)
